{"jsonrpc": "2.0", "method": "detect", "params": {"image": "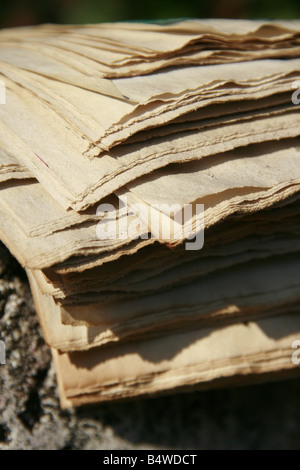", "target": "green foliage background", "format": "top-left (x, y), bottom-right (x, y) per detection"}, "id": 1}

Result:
top-left (0, 0), bottom-right (299, 28)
